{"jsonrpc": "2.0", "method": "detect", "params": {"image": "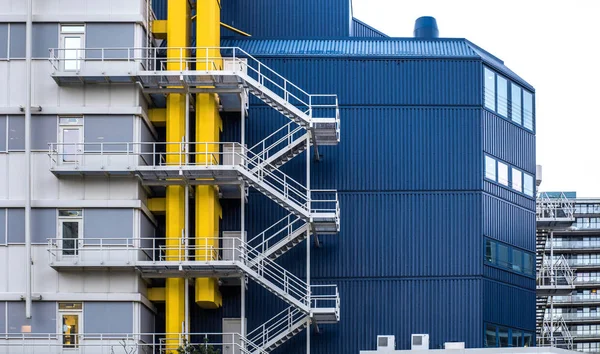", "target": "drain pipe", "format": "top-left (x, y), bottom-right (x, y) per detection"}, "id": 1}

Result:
top-left (24, 0), bottom-right (33, 319)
